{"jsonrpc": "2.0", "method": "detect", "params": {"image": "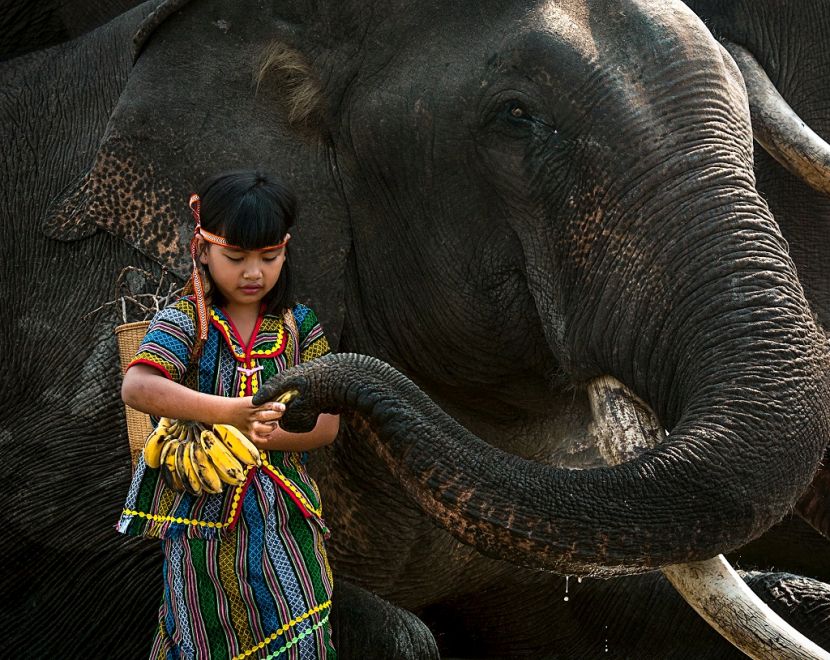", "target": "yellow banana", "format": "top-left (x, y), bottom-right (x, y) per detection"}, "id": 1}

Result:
top-left (190, 440), bottom-right (223, 494)
top-left (177, 423), bottom-right (190, 442)
top-left (213, 424), bottom-right (261, 467)
top-left (178, 439), bottom-right (203, 497)
top-left (276, 389), bottom-right (300, 405)
top-left (160, 438), bottom-right (185, 492)
top-left (186, 425), bottom-right (199, 445)
top-left (158, 436), bottom-right (175, 467)
top-left (173, 439), bottom-right (190, 491)
top-left (143, 418), bottom-right (174, 469)
top-left (200, 429), bottom-right (247, 485)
